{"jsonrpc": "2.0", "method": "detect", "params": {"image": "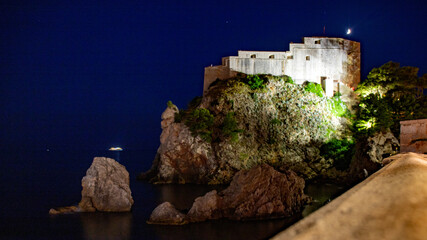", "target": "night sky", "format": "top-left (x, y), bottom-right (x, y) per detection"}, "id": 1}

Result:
top-left (1, 0), bottom-right (426, 152)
